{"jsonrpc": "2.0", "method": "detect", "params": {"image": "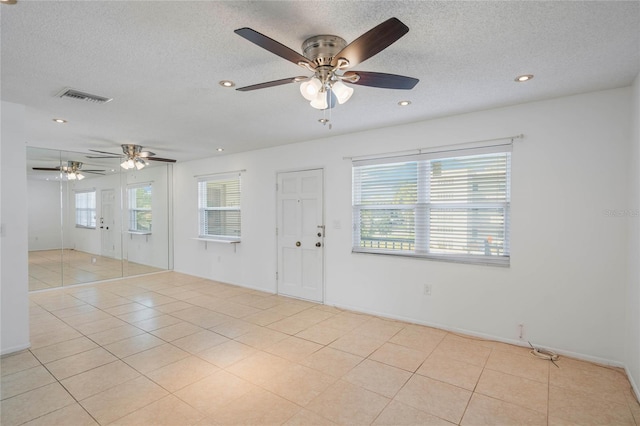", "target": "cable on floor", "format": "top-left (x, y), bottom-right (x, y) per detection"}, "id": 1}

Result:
top-left (528, 341), bottom-right (559, 367)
